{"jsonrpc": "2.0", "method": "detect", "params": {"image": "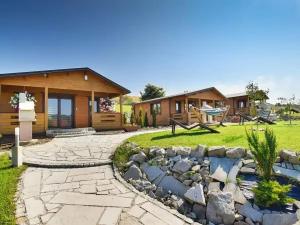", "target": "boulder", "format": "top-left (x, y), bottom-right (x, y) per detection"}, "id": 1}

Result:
top-left (191, 165), bottom-right (201, 172)
top-left (209, 157), bottom-right (237, 182)
top-left (236, 203), bottom-right (263, 223)
top-left (227, 159), bottom-right (243, 183)
top-left (280, 150), bottom-right (297, 162)
top-left (273, 165), bottom-right (300, 182)
top-left (190, 145), bottom-right (206, 159)
top-left (208, 146), bottom-right (226, 157)
top-left (124, 165), bottom-right (143, 181)
top-left (226, 147), bottom-right (246, 159)
top-left (157, 176), bottom-right (189, 198)
top-left (172, 158), bottom-right (192, 174)
top-left (234, 222), bottom-right (248, 225)
top-left (130, 152), bottom-right (147, 164)
top-left (174, 146), bottom-right (192, 156)
top-left (240, 167), bottom-right (256, 174)
top-left (156, 148), bottom-right (166, 156)
top-left (141, 163), bottom-right (165, 182)
top-left (184, 184), bottom-right (206, 205)
top-left (262, 213), bottom-right (299, 225)
top-left (223, 183), bottom-right (248, 204)
top-left (166, 148), bottom-right (176, 157)
top-left (208, 182), bottom-right (220, 194)
top-left (289, 154), bottom-right (300, 165)
top-left (206, 192), bottom-right (236, 225)
top-left (193, 204), bottom-right (206, 220)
